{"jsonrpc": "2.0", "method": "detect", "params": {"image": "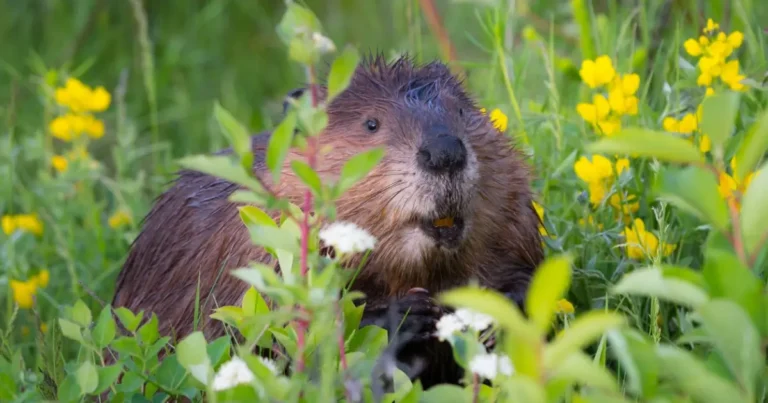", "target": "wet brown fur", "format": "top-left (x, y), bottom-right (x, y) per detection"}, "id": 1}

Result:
top-left (110, 53), bottom-right (544, 387)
